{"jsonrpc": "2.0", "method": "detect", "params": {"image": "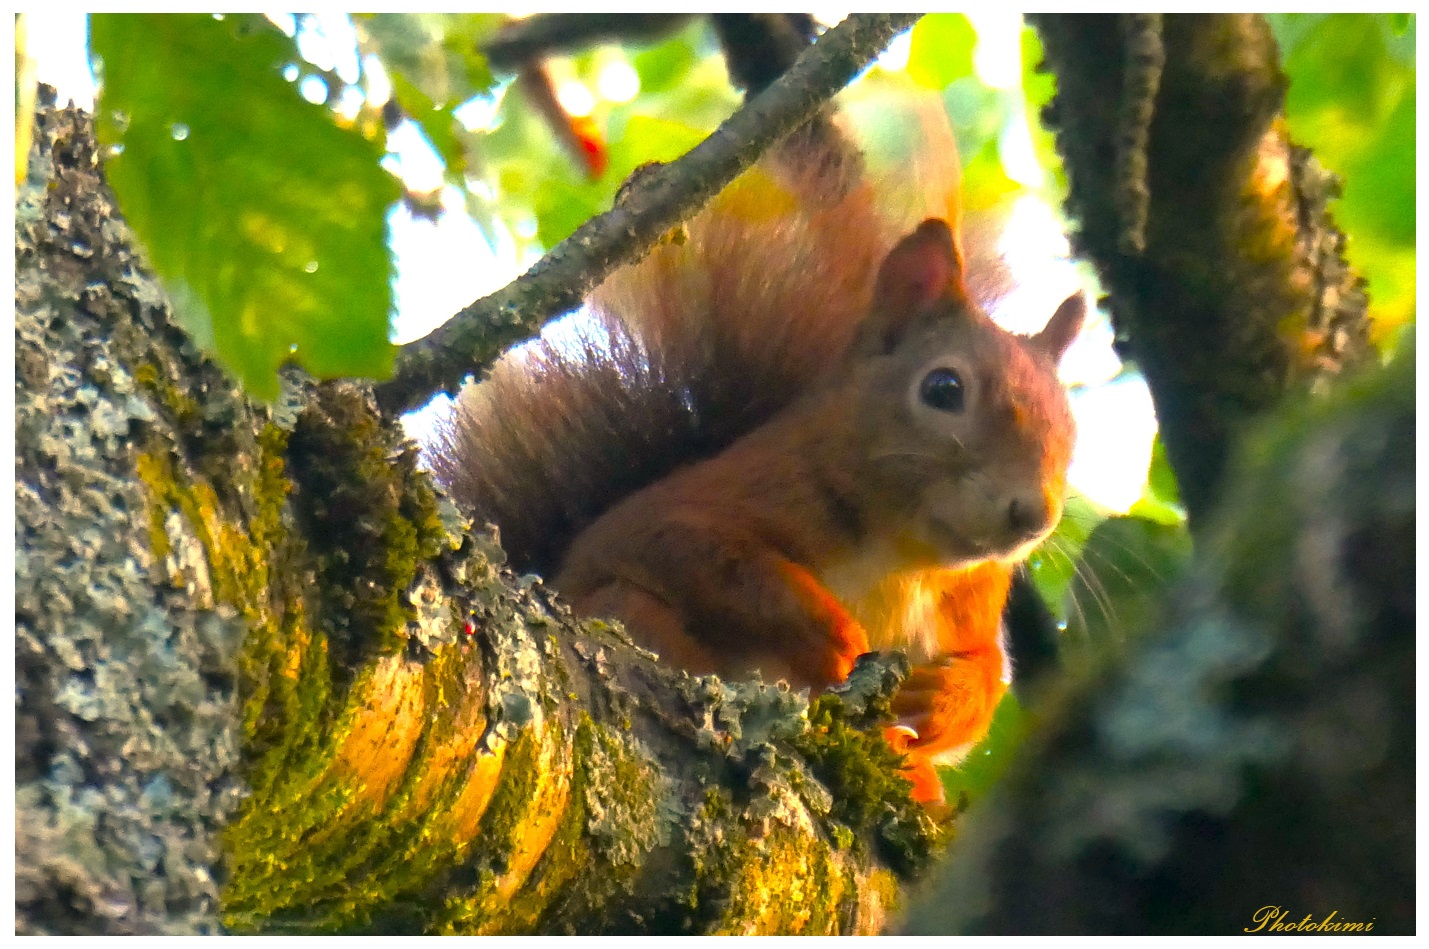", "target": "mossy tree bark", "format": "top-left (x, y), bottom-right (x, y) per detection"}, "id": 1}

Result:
top-left (15, 98), bottom-right (940, 937)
